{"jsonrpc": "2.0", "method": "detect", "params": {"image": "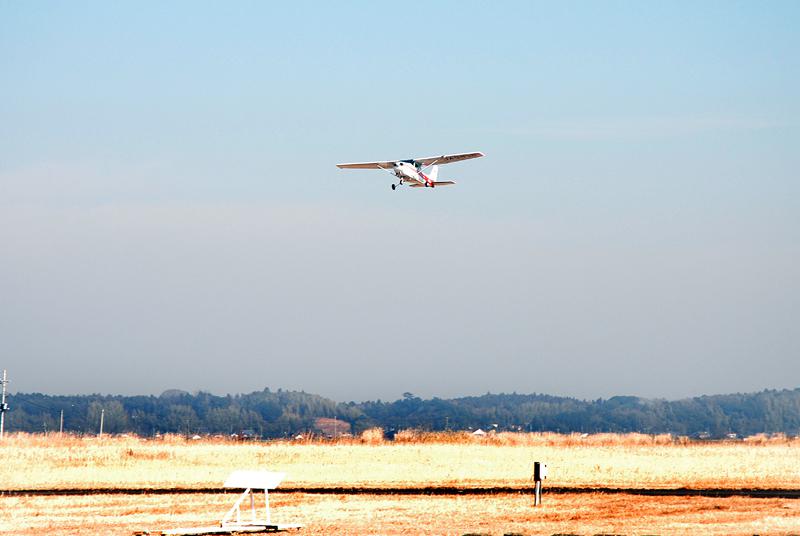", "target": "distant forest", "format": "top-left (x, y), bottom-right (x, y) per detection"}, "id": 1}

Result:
top-left (7, 387), bottom-right (800, 438)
